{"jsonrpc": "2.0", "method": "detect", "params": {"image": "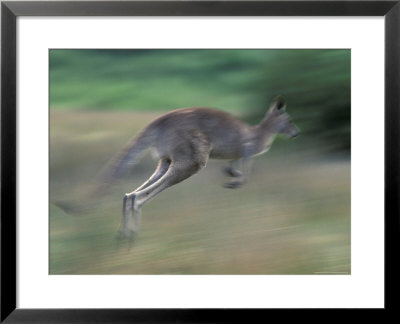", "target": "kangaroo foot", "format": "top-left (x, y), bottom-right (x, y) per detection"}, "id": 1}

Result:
top-left (115, 229), bottom-right (137, 250)
top-left (115, 228), bottom-right (137, 243)
top-left (223, 180), bottom-right (244, 189)
top-left (223, 166), bottom-right (242, 178)
top-left (116, 227), bottom-right (140, 250)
